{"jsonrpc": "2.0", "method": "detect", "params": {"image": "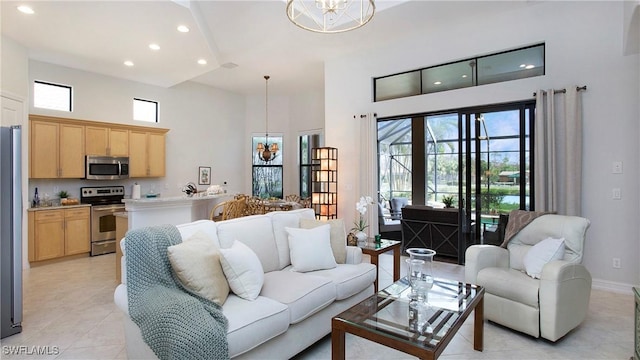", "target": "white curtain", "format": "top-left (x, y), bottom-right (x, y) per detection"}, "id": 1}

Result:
top-left (534, 86), bottom-right (583, 216)
top-left (360, 113), bottom-right (378, 236)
